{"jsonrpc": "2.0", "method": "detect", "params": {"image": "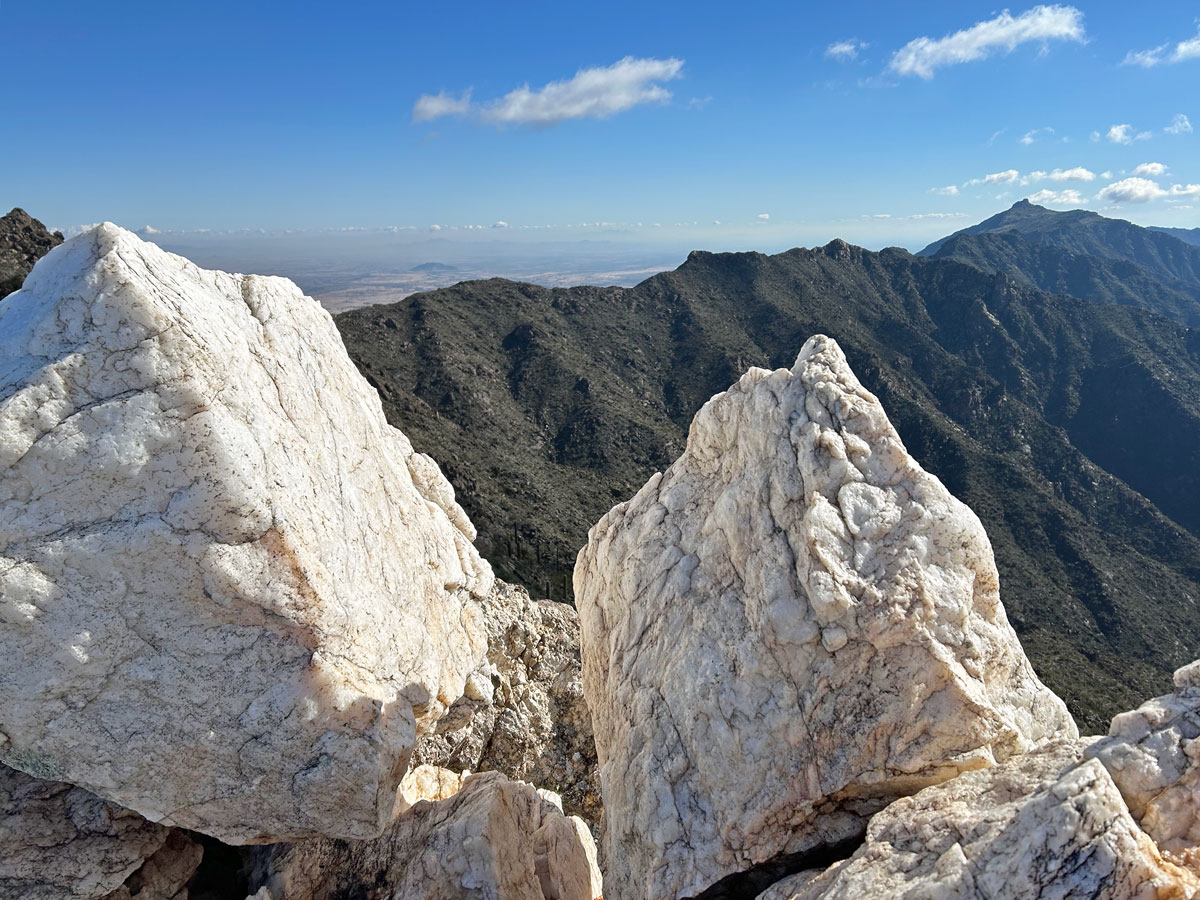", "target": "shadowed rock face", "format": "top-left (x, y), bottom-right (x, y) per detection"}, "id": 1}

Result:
top-left (0, 763), bottom-right (186, 900)
top-left (0, 225), bottom-right (493, 844)
top-left (575, 335), bottom-right (1075, 900)
top-left (0, 208), bottom-right (62, 299)
top-left (247, 770), bottom-right (603, 900)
